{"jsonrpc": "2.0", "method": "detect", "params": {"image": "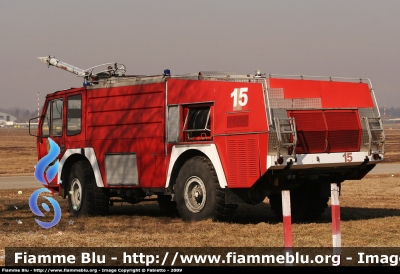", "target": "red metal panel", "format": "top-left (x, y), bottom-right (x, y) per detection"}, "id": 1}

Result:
top-left (85, 83), bottom-right (166, 188)
top-left (88, 124), bottom-right (163, 140)
top-left (247, 138), bottom-right (259, 177)
top-left (168, 79), bottom-right (268, 188)
top-left (167, 79), bottom-right (268, 135)
top-left (288, 110), bottom-right (361, 154)
top-left (92, 137), bottom-right (165, 188)
top-left (327, 130), bottom-right (360, 152)
top-left (258, 133), bottom-right (269, 174)
top-left (324, 110), bottom-right (361, 152)
top-left (226, 114), bottom-right (249, 128)
top-left (270, 78), bottom-right (374, 108)
top-left (86, 85), bottom-right (164, 140)
top-left (288, 111), bottom-right (327, 153)
top-left (226, 135), bottom-right (260, 188)
top-left (227, 139), bottom-right (239, 187)
top-left (88, 92), bottom-right (164, 111)
top-left (89, 108), bottom-right (162, 127)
